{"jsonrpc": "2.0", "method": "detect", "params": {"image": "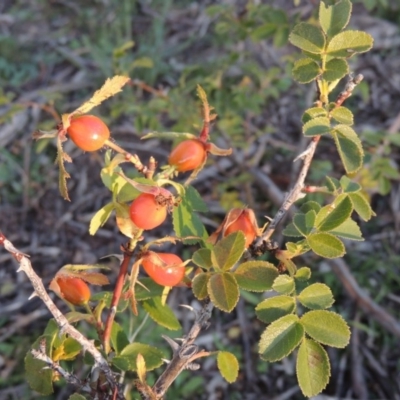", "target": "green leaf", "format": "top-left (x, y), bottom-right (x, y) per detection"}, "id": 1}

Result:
top-left (89, 202), bottom-right (114, 235)
top-left (325, 176), bottom-right (340, 192)
top-left (303, 117), bottom-right (331, 136)
top-left (298, 283), bottom-right (334, 309)
top-left (292, 58), bottom-right (320, 83)
top-left (173, 196), bottom-right (208, 244)
top-left (322, 58), bottom-right (349, 81)
top-left (295, 267), bottom-right (312, 281)
top-left (272, 275), bottom-right (295, 295)
top-left (60, 338), bottom-right (82, 360)
top-left (296, 339), bottom-right (331, 397)
top-left (326, 30), bottom-right (374, 58)
top-left (234, 261), bottom-right (279, 292)
top-left (142, 297), bottom-right (181, 330)
top-left (208, 272), bottom-right (239, 312)
top-left (302, 107), bottom-right (327, 124)
top-left (316, 195), bottom-right (353, 232)
top-left (185, 186), bottom-right (208, 212)
top-left (192, 248), bottom-right (213, 269)
top-left (135, 278), bottom-right (164, 301)
top-left (259, 315), bottom-right (304, 361)
top-left (329, 218), bottom-right (363, 241)
top-left (111, 322), bottom-right (130, 355)
top-left (340, 175), bottom-right (361, 192)
top-left (349, 192), bottom-right (375, 221)
top-left (192, 272), bottom-right (211, 300)
top-left (289, 23), bottom-right (326, 54)
top-left (301, 310), bottom-right (350, 348)
top-left (293, 211), bottom-right (316, 236)
top-left (330, 106), bottom-right (354, 125)
top-left (319, 0), bottom-right (352, 37)
top-left (217, 351), bottom-right (239, 383)
top-left (256, 295), bottom-right (296, 323)
top-left (68, 395), bottom-right (87, 400)
top-left (25, 335), bottom-right (54, 395)
top-left (300, 201), bottom-right (321, 214)
top-left (212, 231), bottom-right (245, 271)
top-left (331, 125), bottom-right (364, 173)
top-left (307, 232), bottom-right (345, 258)
top-left (282, 222), bottom-right (303, 237)
top-left (112, 343), bottom-right (164, 371)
